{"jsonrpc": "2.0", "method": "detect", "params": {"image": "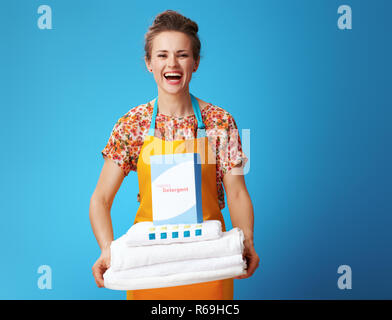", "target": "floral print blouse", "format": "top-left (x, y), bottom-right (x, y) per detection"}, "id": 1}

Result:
top-left (102, 101), bottom-right (248, 210)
